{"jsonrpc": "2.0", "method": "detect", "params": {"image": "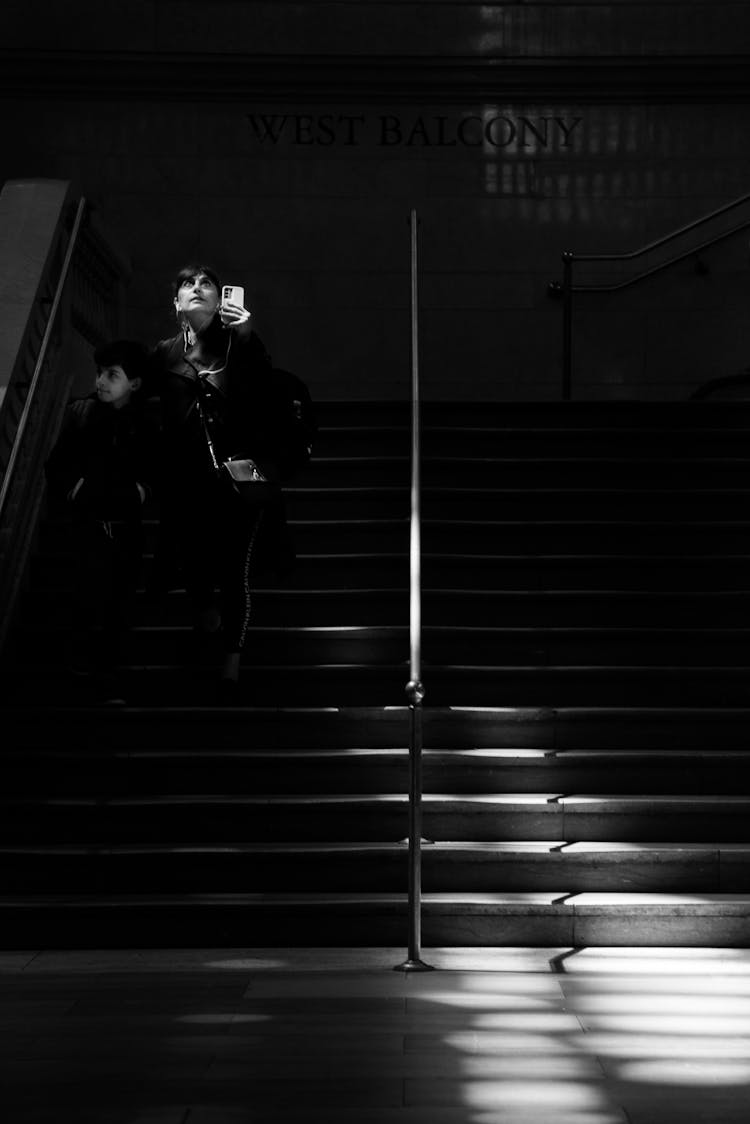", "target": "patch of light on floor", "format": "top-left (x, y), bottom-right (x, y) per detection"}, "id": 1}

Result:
top-left (176, 1013), bottom-right (270, 1024)
top-left (566, 993), bottom-right (750, 1016)
top-left (469, 1012), bottom-right (584, 1031)
top-left (448, 706), bottom-right (532, 713)
top-left (445, 1078), bottom-right (610, 1110)
top-left (560, 947), bottom-right (750, 974)
top-left (584, 1032), bottom-right (750, 1058)
top-left (576, 1014), bottom-right (750, 1036)
top-left (470, 1115), bottom-right (622, 1124)
top-left (455, 1056), bottom-right (602, 1079)
top-left (616, 1059), bottom-right (750, 1085)
top-left (567, 974), bottom-right (750, 996)
top-left (428, 947), bottom-right (572, 971)
top-left (409, 973), bottom-right (563, 995)
top-left (305, 625), bottom-right (373, 632)
top-left (204, 957), bottom-right (286, 970)
top-left (407, 992), bottom-right (556, 1010)
top-left (439, 1031), bottom-right (580, 1055)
